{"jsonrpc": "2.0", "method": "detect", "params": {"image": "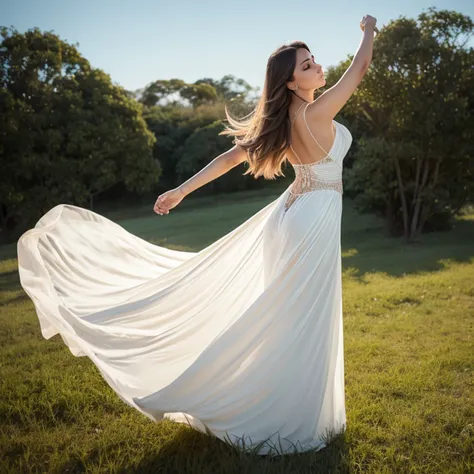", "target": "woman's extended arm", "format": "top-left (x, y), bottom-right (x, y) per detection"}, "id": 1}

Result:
top-left (178, 145), bottom-right (247, 197)
top-left (153, 144), bottom-right (248, 215)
